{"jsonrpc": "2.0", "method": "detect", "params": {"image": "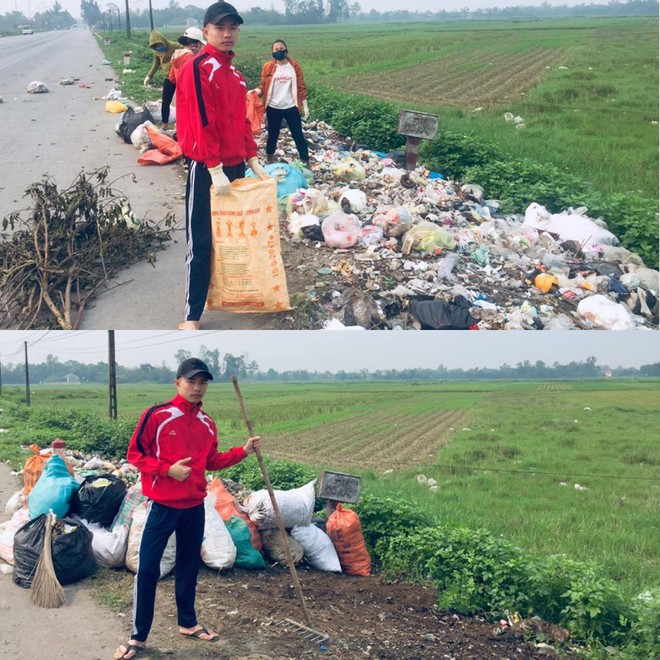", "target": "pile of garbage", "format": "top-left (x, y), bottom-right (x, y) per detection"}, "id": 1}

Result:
top-left (258, 120), bottom-right (659, 330)
top-left (0, 443), bottom-right (371, 587)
